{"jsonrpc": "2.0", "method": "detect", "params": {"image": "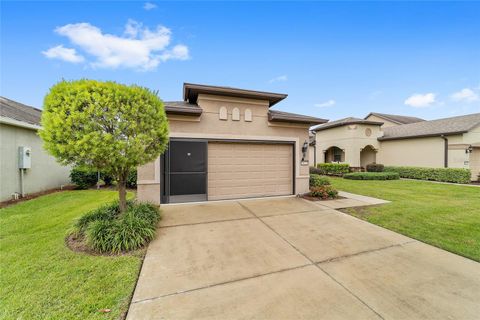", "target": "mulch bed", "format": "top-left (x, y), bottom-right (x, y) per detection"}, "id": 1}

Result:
top-left (65, 234), bottom-right (145, 257)
top-left (0, 186), bottom-right (76, 209)
top-left (300, 194), bottom-right (345, 201)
